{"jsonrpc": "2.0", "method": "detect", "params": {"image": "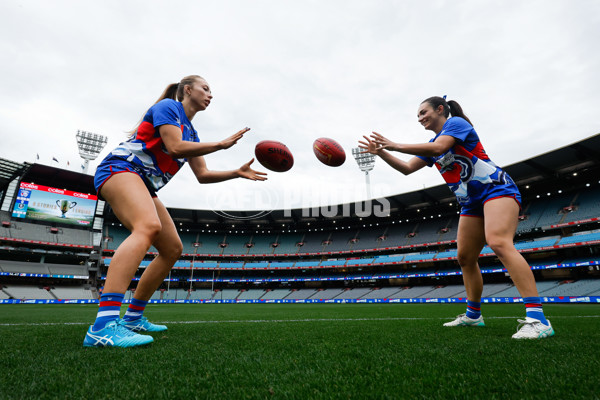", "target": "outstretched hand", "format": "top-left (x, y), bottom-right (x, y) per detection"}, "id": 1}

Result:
top-left (358, 132), bottom-right (400, 155)
top-left (369, 132), bottom-right (399, 151)
top-left (237, 158), bottom-right (268, 181)
top-left (358, 134), bottom-right (382, 155)
top-left (218, 127), bottom-right (251, 150)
